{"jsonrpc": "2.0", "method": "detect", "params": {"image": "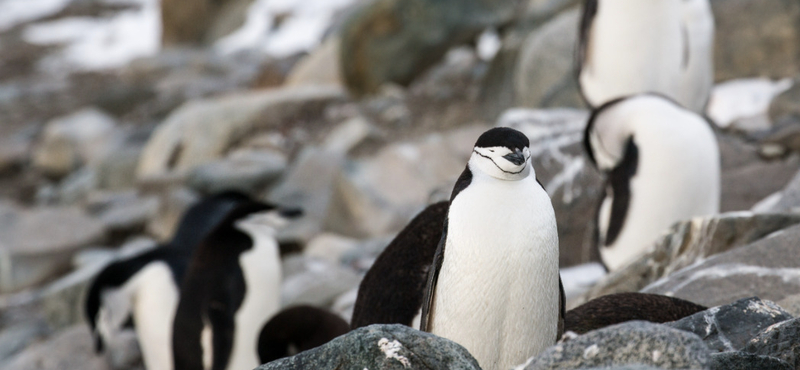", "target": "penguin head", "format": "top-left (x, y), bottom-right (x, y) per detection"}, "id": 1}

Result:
top-left (470, 127), bottom-right (532, 180)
